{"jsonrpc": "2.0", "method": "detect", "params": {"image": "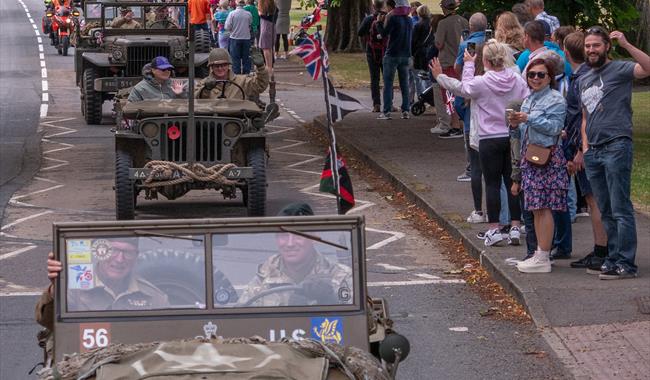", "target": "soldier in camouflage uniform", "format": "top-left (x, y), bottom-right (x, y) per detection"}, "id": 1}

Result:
top-left (35, 239), bottom-right (169, 330)
top-left (146, 5), bottom-right (180, 29)
top-left (111, 7), bottom-right (142, 29)
top-left (238, 203), bottom-right (353, 307)
top-left (195, 48), bottom-right (269, 101)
